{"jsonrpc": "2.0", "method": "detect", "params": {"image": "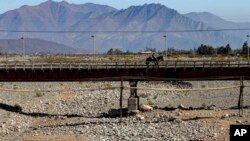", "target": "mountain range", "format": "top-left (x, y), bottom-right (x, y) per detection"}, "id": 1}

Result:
top-left (0, 0), bottom-right (249, 54)
top-left (0, 38), bottom-right (78, 54)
